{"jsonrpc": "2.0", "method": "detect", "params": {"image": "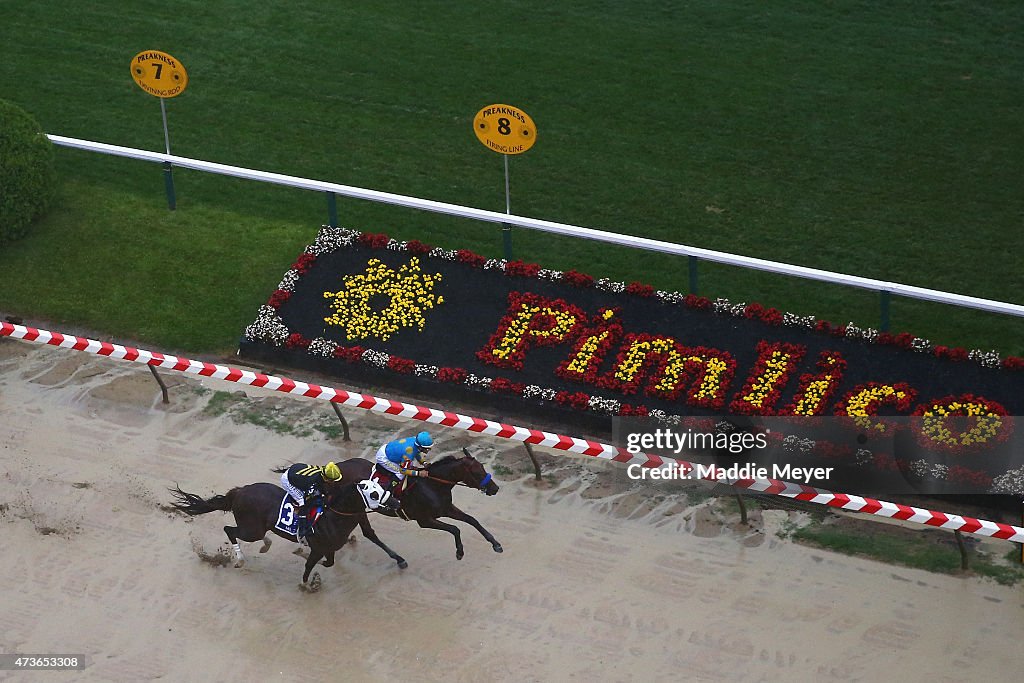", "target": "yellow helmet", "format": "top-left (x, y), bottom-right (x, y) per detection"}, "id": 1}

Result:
top-left (323, 462), bottom-right (342, 482)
